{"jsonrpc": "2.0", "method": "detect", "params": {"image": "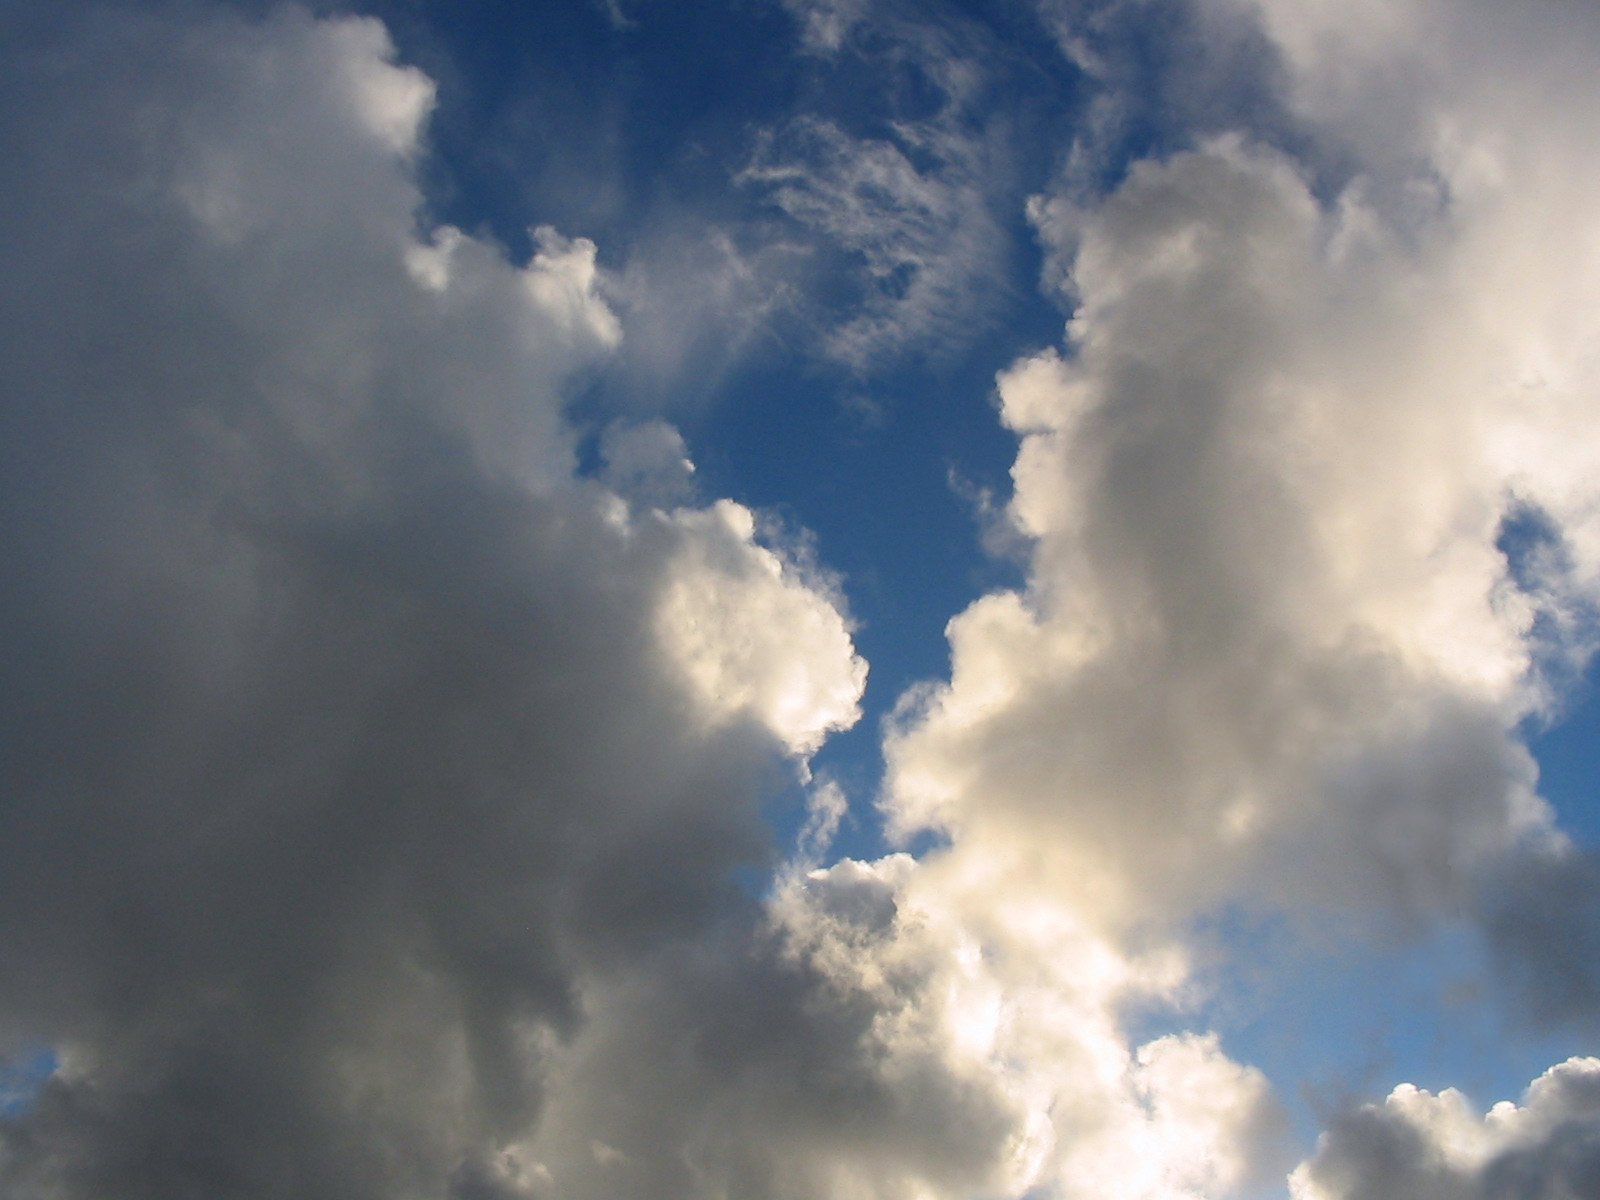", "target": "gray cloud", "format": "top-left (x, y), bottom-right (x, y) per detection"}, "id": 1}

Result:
top-left (0, 6), bottom-right (864, 1196)
top-left (1291, 1057), bottom-right (1600, 1200)
top-left (1474, 843), bottom-right (1600, 1032)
